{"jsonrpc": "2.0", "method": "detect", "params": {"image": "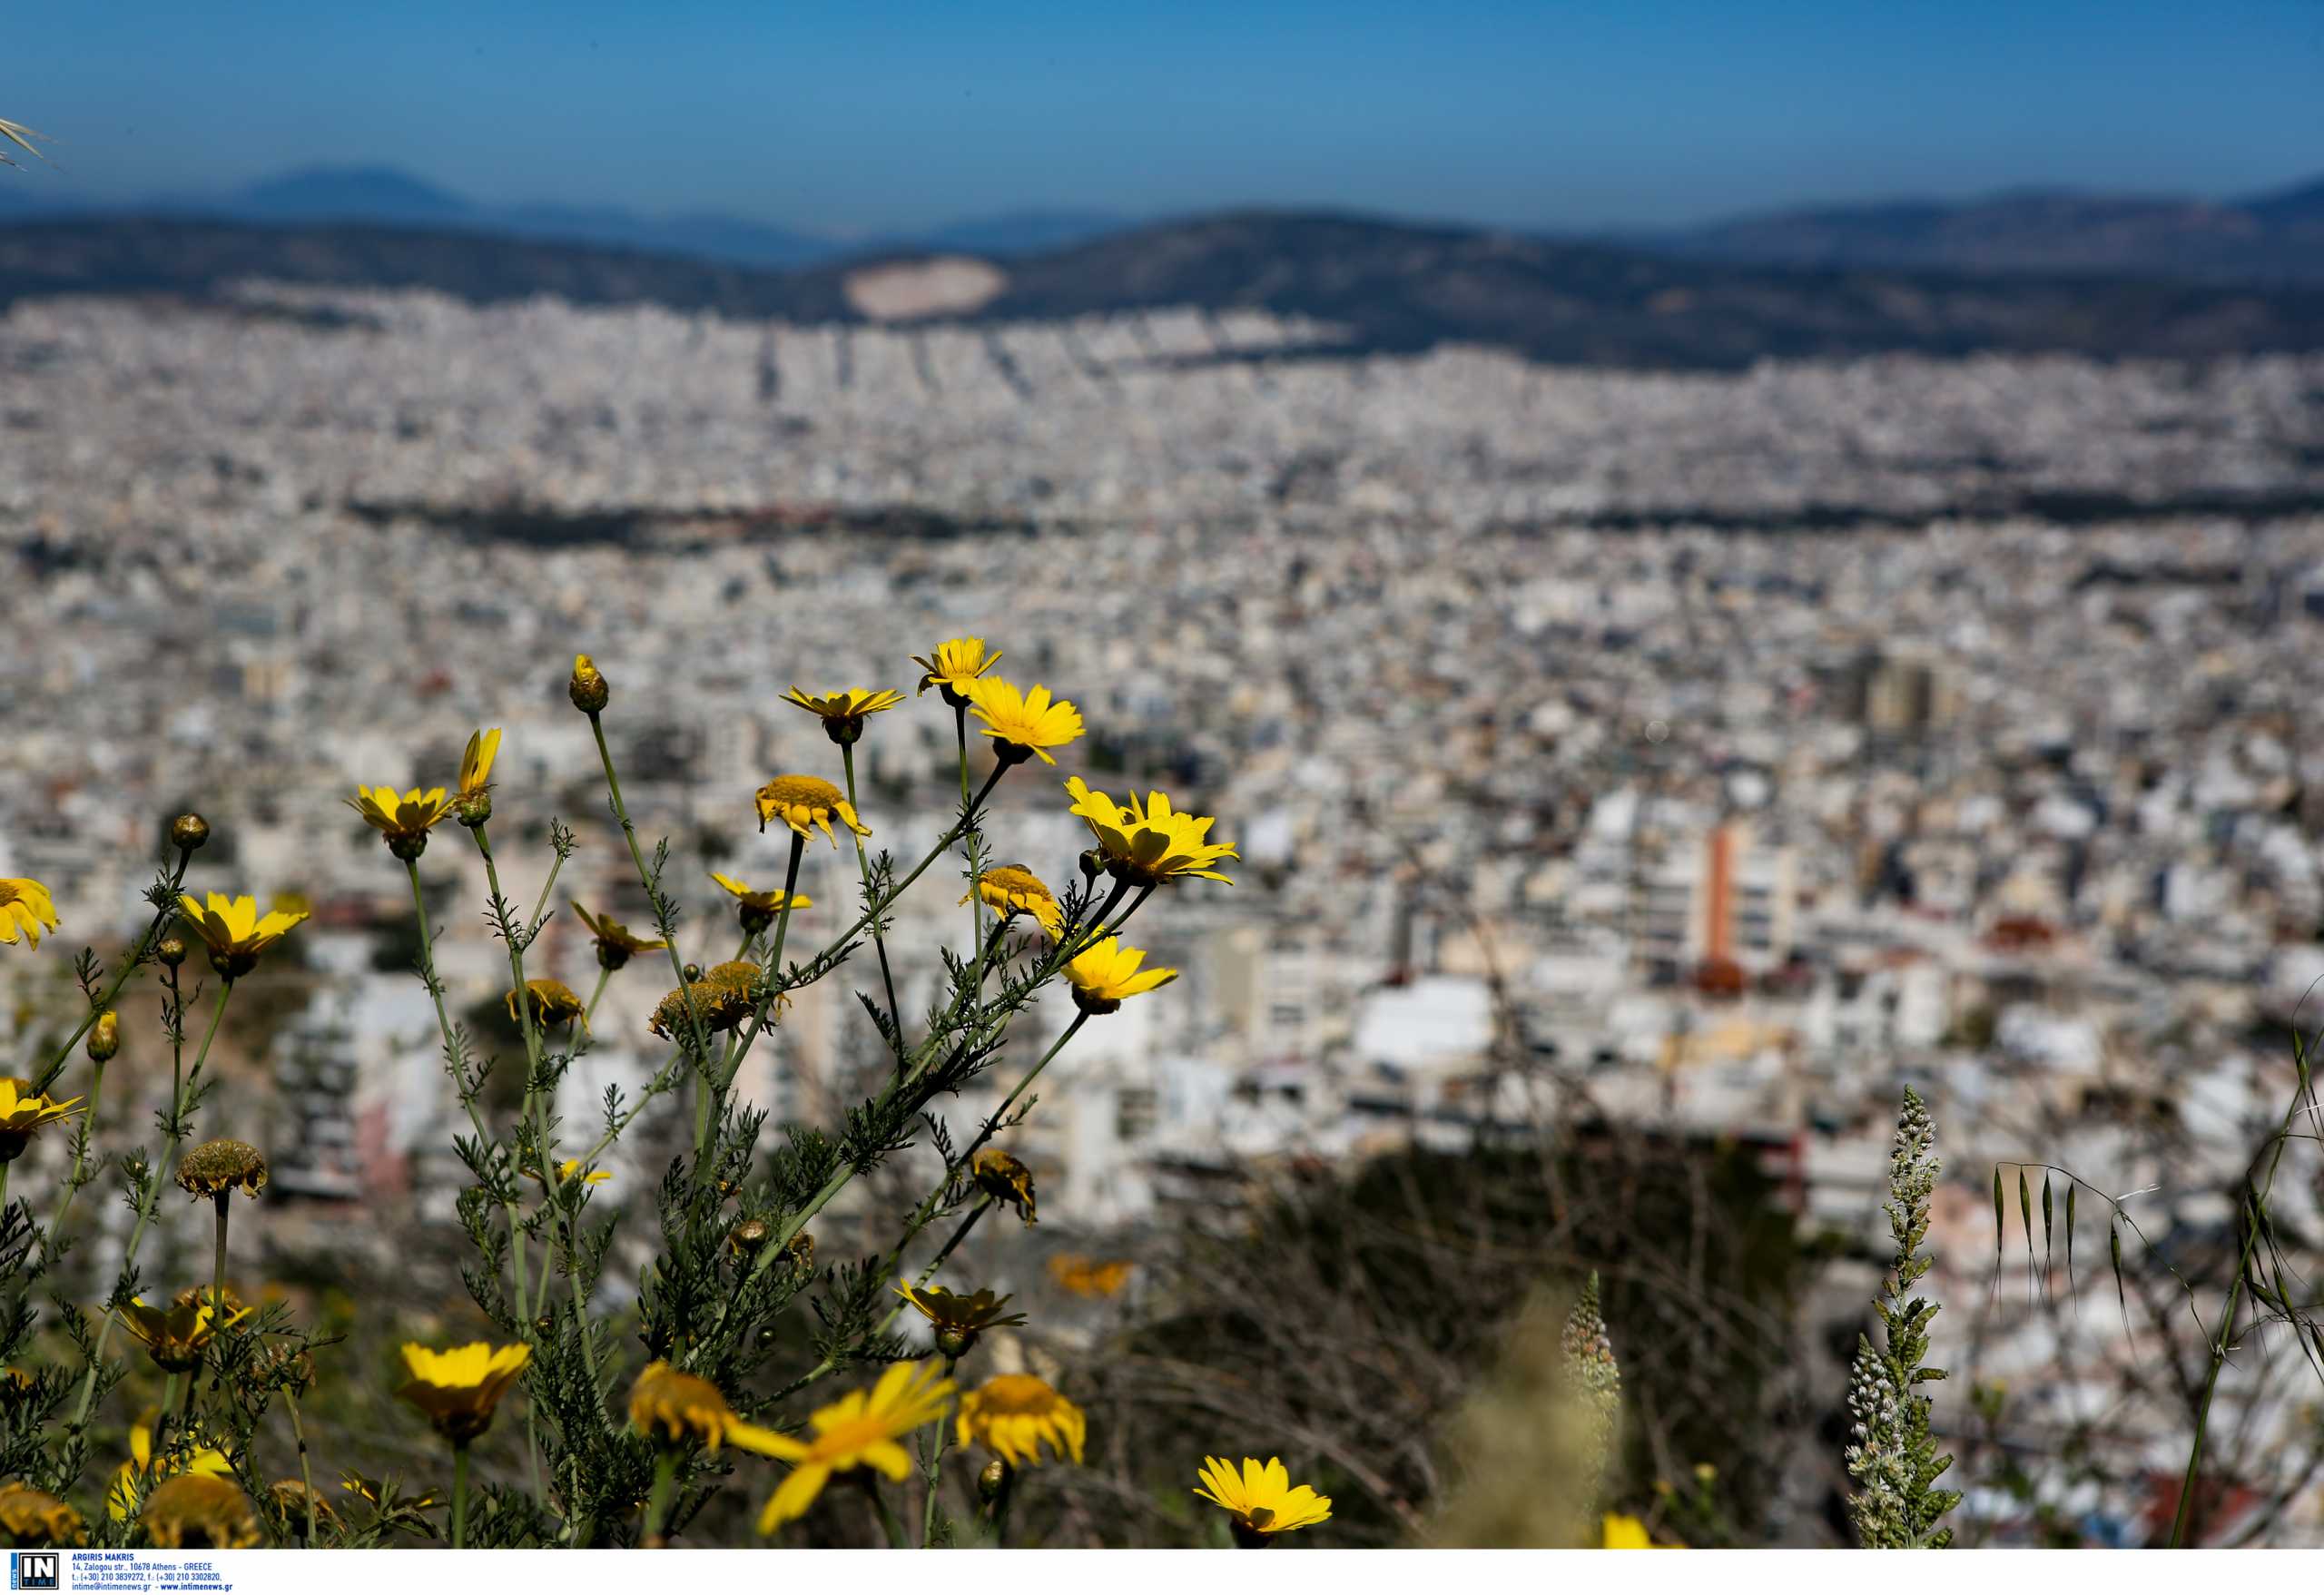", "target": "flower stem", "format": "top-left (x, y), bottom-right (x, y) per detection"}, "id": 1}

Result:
top-left (581, 965), bottom-right (613, 1030)
top-left (921, 1354), bottom-right (959, 1545)
top-left (285, 1389), bottom-right (317, 1543)
top-left (451, 1442), bottom-right (469, 1550)
top-left (841, 742), bottom-right (907, 1067)
top-left (209, 1191), bottom-right (230, 1323)
top-left (587, 711), bottom-right (717, 1080)
top-left (642, 1450), bottom-right (678, 1546)
top-left (29, 843), bottom-right (194, 1097)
